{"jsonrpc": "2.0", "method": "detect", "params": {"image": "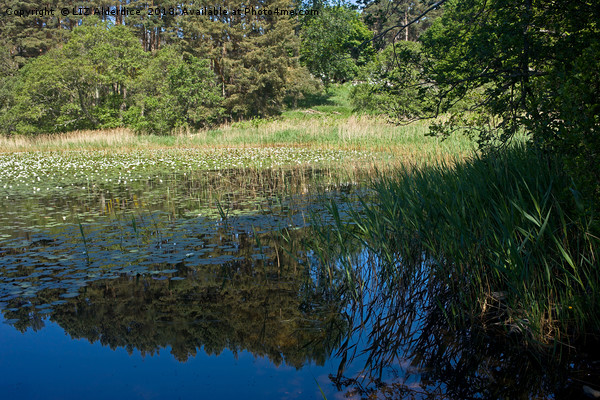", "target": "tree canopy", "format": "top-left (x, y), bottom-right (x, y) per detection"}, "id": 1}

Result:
top-left (300, 5), bottom-right (374, 86)
top-left (417, 0), bottom-right (599, 195)
top-left (348, 0), bottom-right (599, 196)
top-left (0, 0), bottom-right (333, 133)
